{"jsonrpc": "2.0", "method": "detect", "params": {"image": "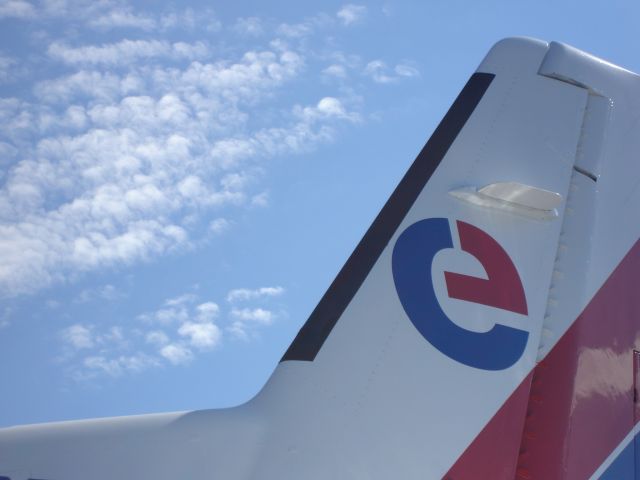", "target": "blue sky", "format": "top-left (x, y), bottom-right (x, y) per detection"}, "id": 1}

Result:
top-left (1, 0), bottom-right (639, 428)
